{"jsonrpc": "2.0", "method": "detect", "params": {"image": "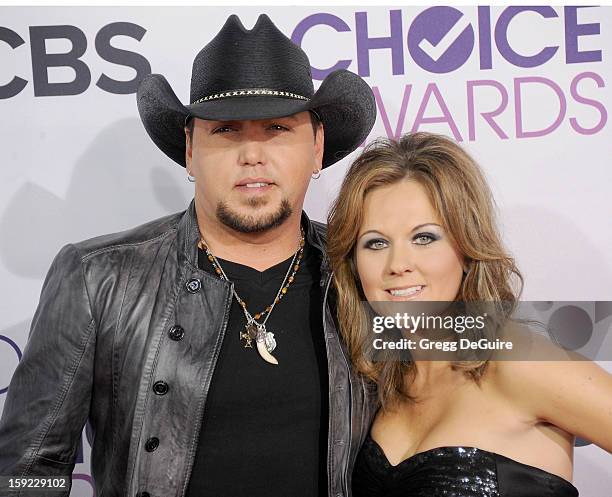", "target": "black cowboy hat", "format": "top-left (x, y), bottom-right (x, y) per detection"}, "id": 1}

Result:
top-left (137, 14), bottom-right (376, 168)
